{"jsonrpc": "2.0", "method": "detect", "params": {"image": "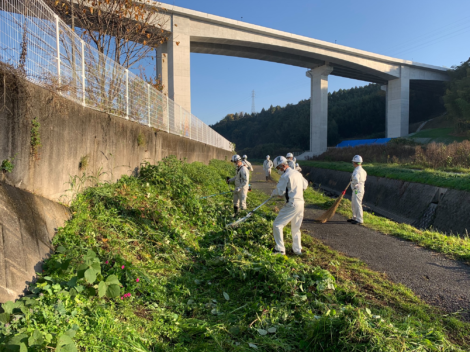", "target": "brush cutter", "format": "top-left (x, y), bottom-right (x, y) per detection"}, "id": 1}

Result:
top-left (315, 182), bottom-right (351, 223)
top-left (226, 196), bottom-right (274, 228)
